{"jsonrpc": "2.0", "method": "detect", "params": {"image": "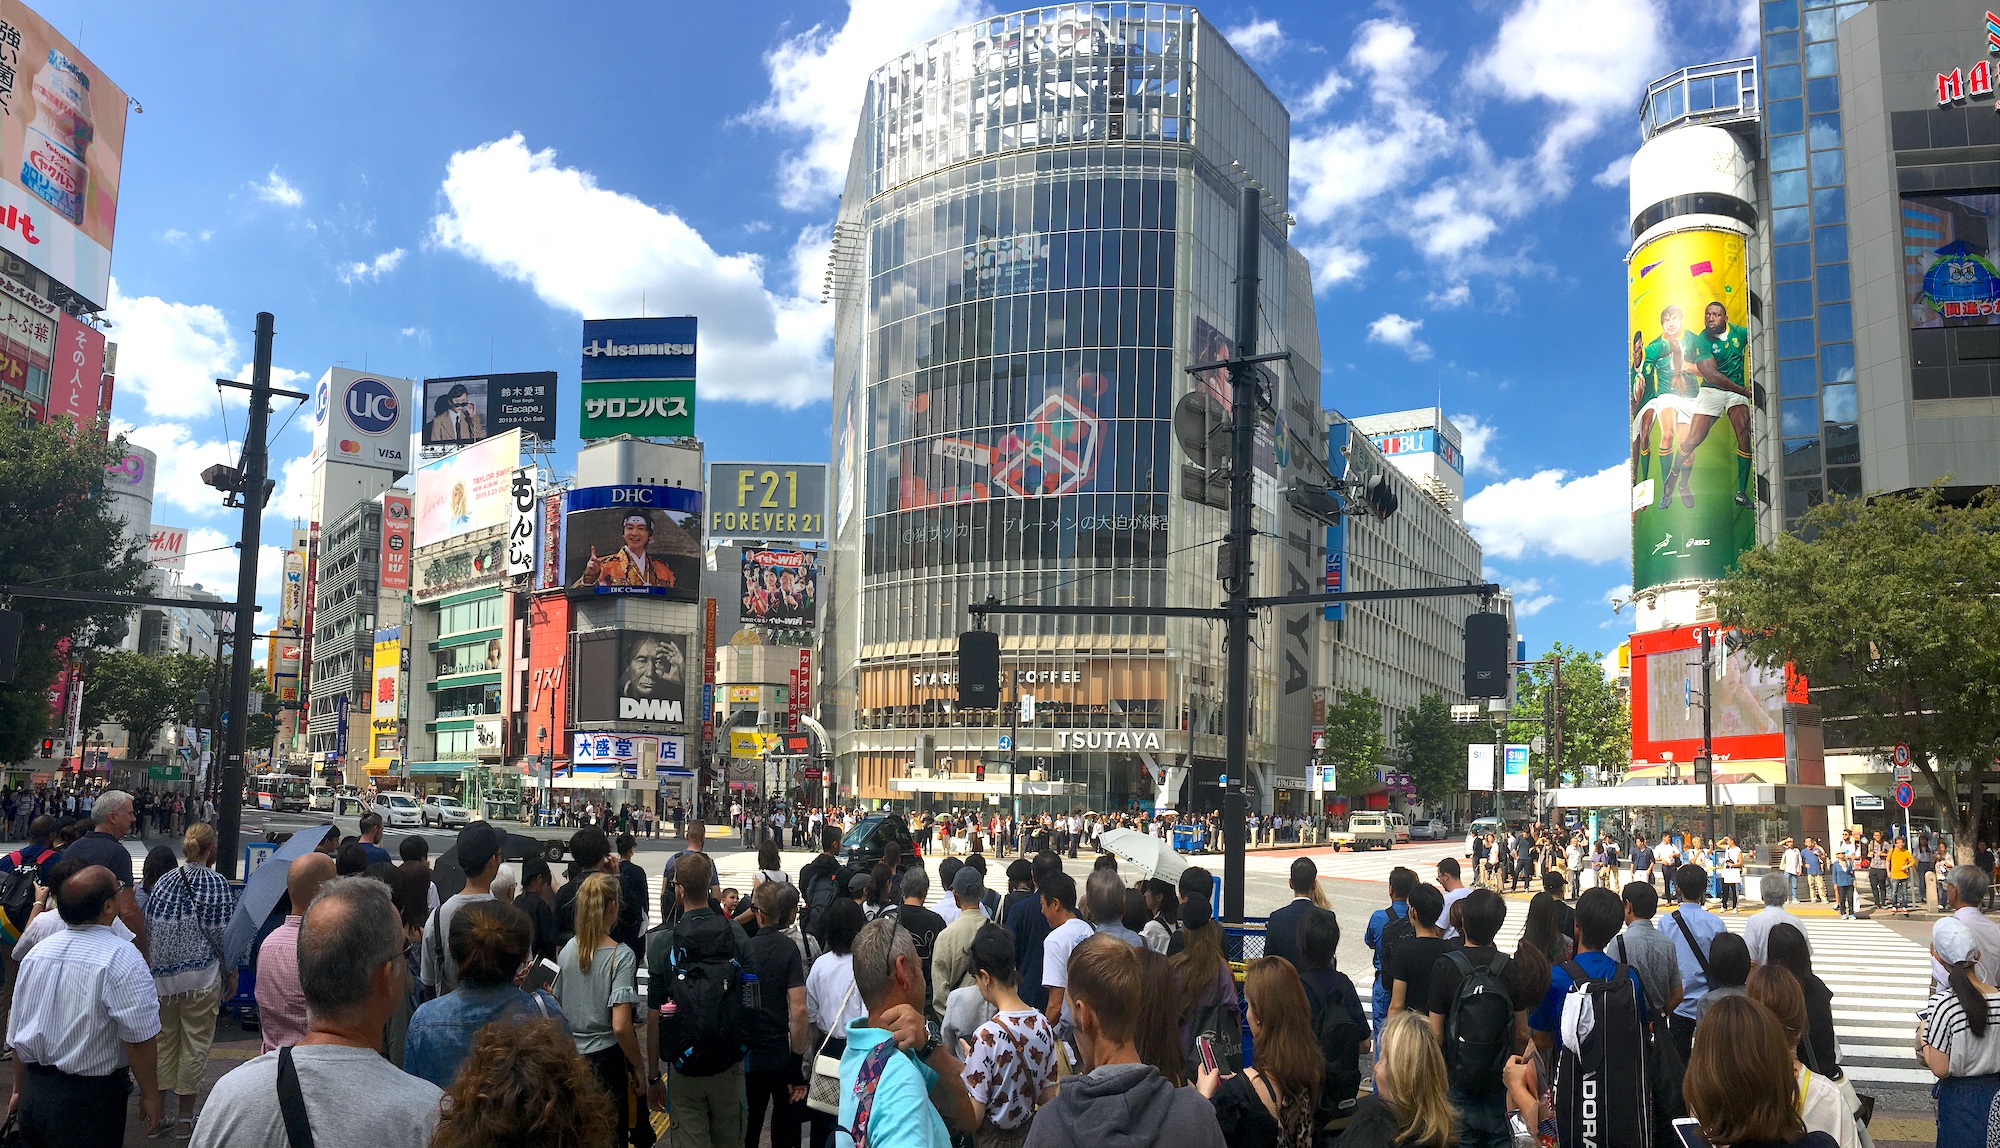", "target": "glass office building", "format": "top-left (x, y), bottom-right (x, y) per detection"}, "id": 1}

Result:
top-left (822, 5), bottom-right (1328, 813)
